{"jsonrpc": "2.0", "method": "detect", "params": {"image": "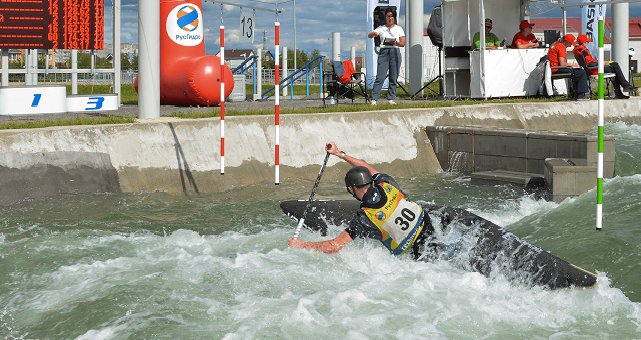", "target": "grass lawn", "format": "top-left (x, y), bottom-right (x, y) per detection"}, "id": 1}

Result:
top-left (0, 116), bottom-right (136, 130)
